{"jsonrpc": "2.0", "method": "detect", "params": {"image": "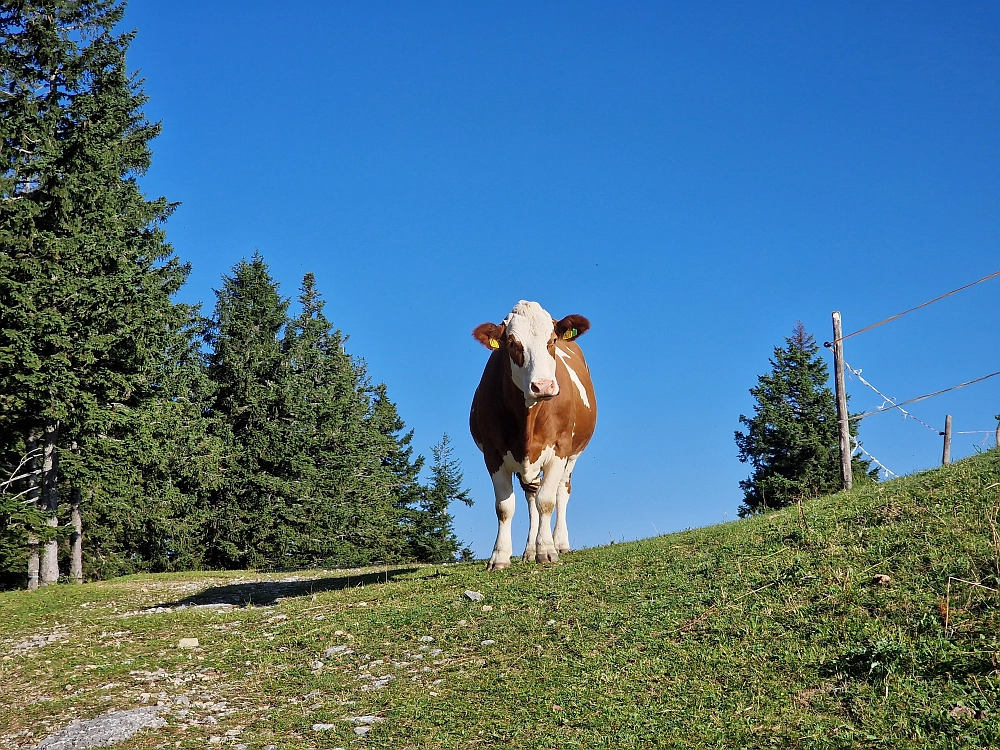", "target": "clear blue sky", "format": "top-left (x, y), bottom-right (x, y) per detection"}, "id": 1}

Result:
top-left (124, 1), bottom-right (1000, 557)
